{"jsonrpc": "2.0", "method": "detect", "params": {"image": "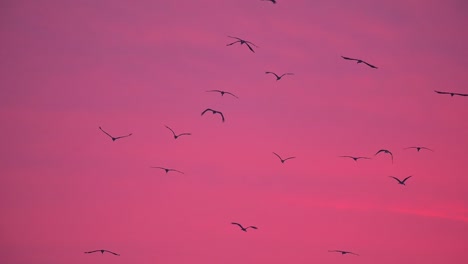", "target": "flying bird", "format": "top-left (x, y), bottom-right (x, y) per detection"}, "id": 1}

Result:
top-left (206, 90), bottom-right (238, 98)
top-left (273, 152), bottom-right (295, 163)
top-left (404, 146), bottom-right (433, 152)
top-left (434, 90), bottom-right (468, 97)
top-left (201, 108), bottom-right (225, 122)
top-left (150, 167), bottom-right (184, 174)
top-left (339, 156), bottom-right (371, 162)
top-left (99, 127), bottom-right (132, 141)
top-left (165, 125), bottom-right (191, 139)
top-left (341, 56), bottom-right (378, 69)
top-left (328, 250), bottom-right (359, 256)
top-left (389, 176), bottom-right (412, 185)
top-left (226, 36), bottom-right (258, 53)
top-left (265, 71), bottom-right (294, 81)
top-left (375, 149), bottom-right (393, 163)
top-left (84, 249), bottom-right (120, 256)
top-left (261, 0), bottom-right (277, 3)
top-left (231, 222), bottom-right (258, 232)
